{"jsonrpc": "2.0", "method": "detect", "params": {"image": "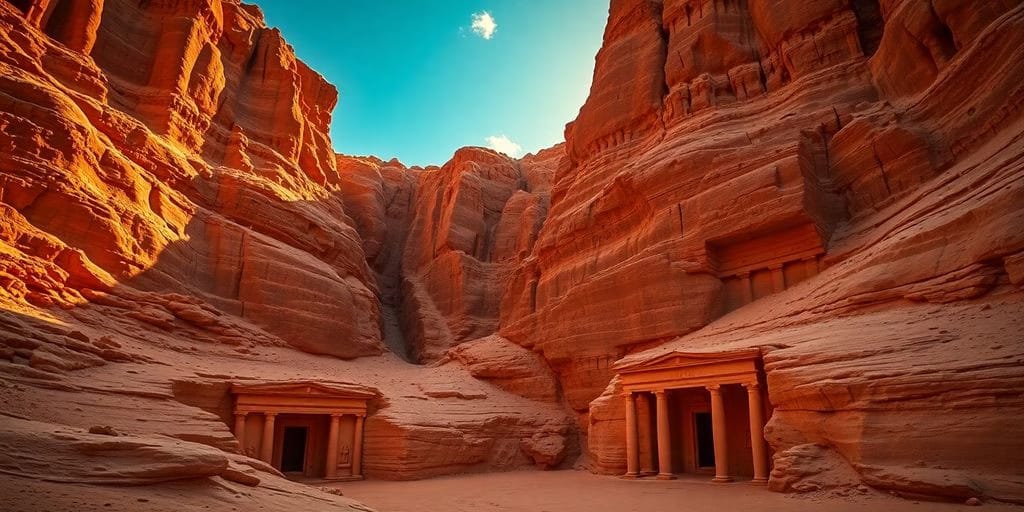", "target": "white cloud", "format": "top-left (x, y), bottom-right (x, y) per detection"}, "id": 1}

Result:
top-left (471, 11), bottom-right (497, 40)
top-left (485, 134), bottom-right (522, 158)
